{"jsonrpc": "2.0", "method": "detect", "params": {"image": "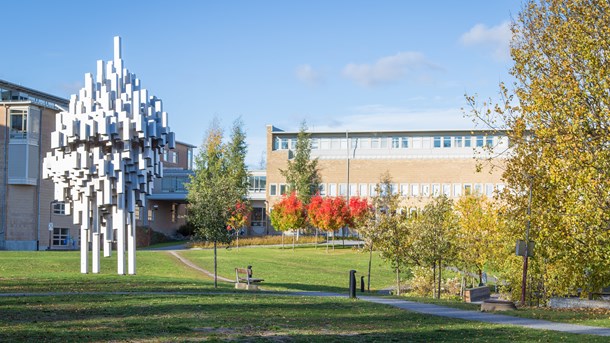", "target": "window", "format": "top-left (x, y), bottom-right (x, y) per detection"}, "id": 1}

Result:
top-left (328, 183), bottom-right (337, 196)
top-left (248, 175), bottom-right (267, 192)
top-left (9, 109), bottom-right (27, 139)
top-left (273, 137), bottom-right (280, 150)
top-left (148, 208), bottom-right (155, 222)
top-left (486, 136), bottom-right (494, 147)
top-left (476, 136), bottom-right (484, 147)
top-left (401, 137), bottom-right (409, 148)
top-left (281, 138), bottom-right (289, 150)
top-left (320, 138), bottom-right (331, 149)
top-left (422, 184), bottom-right (431, 197)
top-left (391, 137), bottom-right (400, 148)
top-left (443, 184), bottom-right (451, 197)
top-left (371, 137), bottom-right (380, 149)
top-left (349, 138), bottom-right (358, 149)
top-left (464, 136), bottom-right (472, 147)
top-left (464, 184), bottom-right (472, 195)
top-left (380, 138), bottom-right (388, 149)
top-left (411, 184), bottom-right (420, 197)
top-left (412, 137), bottom-right (422, 149)
top-left (400, 184), bottom-right (409, 197)
top-left (171, 203), bottom-right (177, 223)
top-left (443, 136), bottom-right (451, 148)
top-left (135, 207), bottom-right (142, 220)
top-left (455, 136), bottom-right (463, 148)
top-left (339, 183), bottom-right (347, 196)
top-left (349, 184), bottom-right (357, 197)
top-left (53, 202), bottom-right (66, 215)
top-left (485, 183), bottom-right (494, 197)
top-left (167, 151), bottom-right (178, 164)
top-left (433, 136), bottom-right (441, 148)
top-left (289, 138), bottom-right (296, 150)
top-left (331, 138), bottom-right (341, 150)
top-left (360, 138), bottom-right (371, 149)
top-left (251, 207), bottom-right (267, 227)
top-left (311, 138), bottom-right (319, 150)
top-left (52, 227), bottom-right (70, 246)
top-left (340, 138), bottom-right (348, 149)
top-left (432, 184), bottom-right (441, 197)
top-left (187, 148), bottom-right (193, 170)
top-left (369, 184), bottom-right (377, 197)
top-left (279, 184), bottom-right (287, 195)
top-left (319, 184), bottom-right (326, 196)
top-left (496, 184), bottom-right (505, 193)
top-left (453, 184), bottom-right (462, 197)
top-left (390, 183), bottom-right (398, 195)
top-left (474, 183), bottom-right (483, 195)
top-left (359, 183), bottom-right (367, 197)
top-left (269, 184), bottom-right (277, 196)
